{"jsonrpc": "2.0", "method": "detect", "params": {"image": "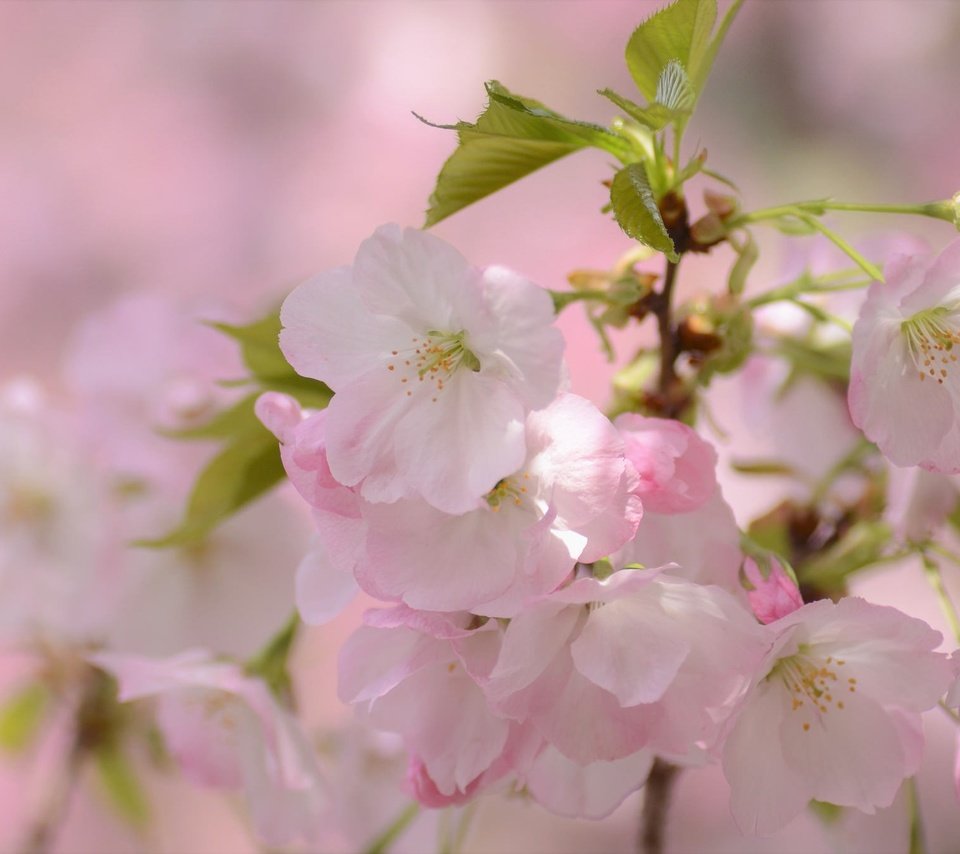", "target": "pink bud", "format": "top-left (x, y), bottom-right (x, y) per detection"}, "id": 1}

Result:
top-left (743, 556), bottom-right (803, 624)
